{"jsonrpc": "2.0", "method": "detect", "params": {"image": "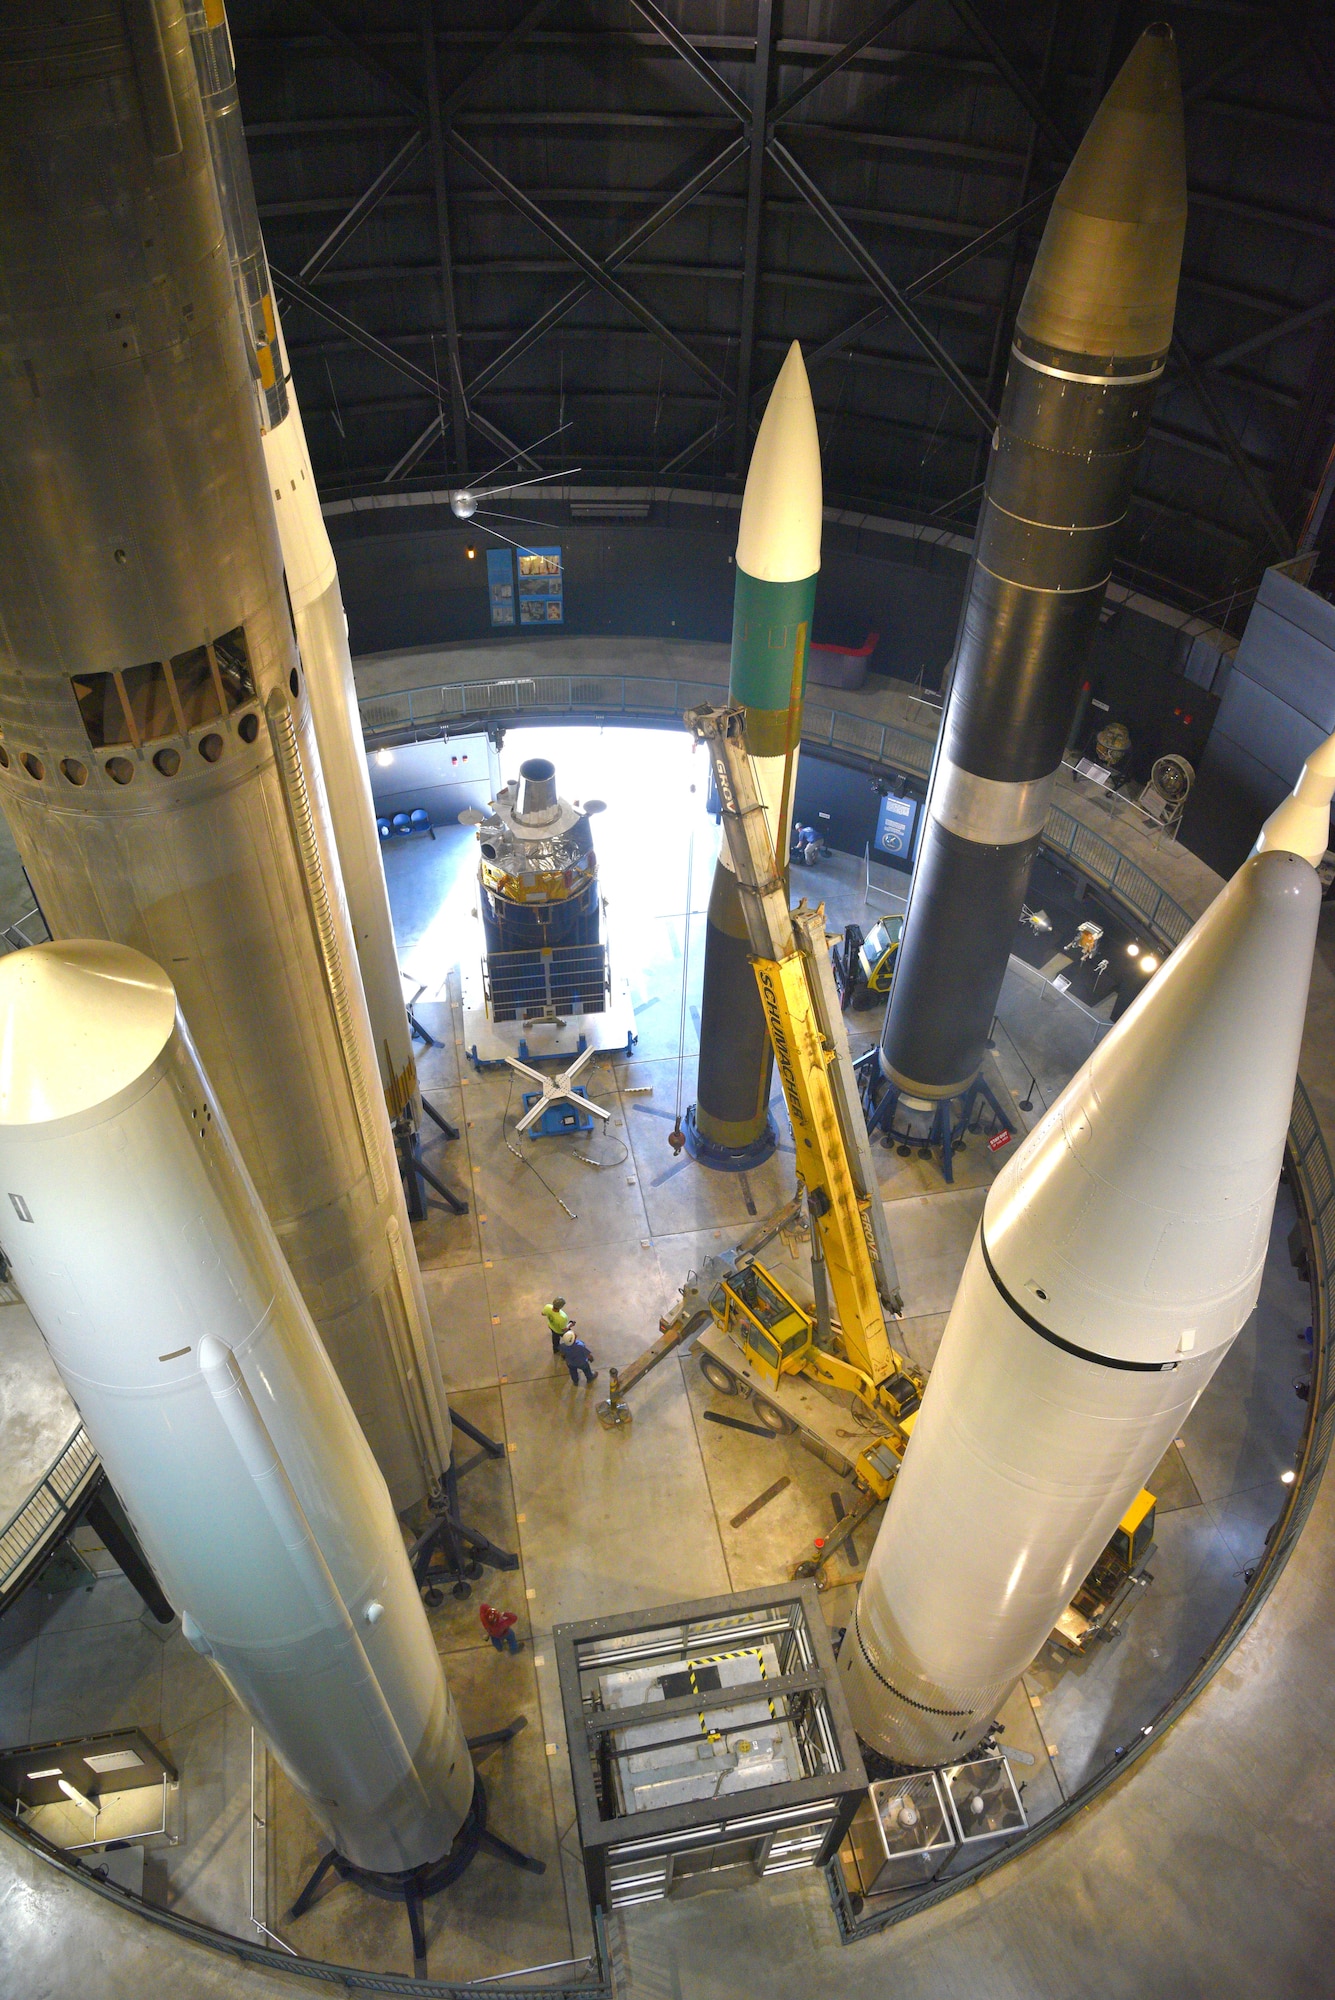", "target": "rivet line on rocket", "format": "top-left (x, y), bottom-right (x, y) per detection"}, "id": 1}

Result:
top-left (850, 1607), bottom-right (973, 1718)
top-left (973, 560), bottom-right (1114, 597)
top-left (978, 1231), bottom-right (1178, 1373)
top-left (984, 496), bottom-right (1124, 535)
top-left (1009, 345), bottom-right (1166, 387)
